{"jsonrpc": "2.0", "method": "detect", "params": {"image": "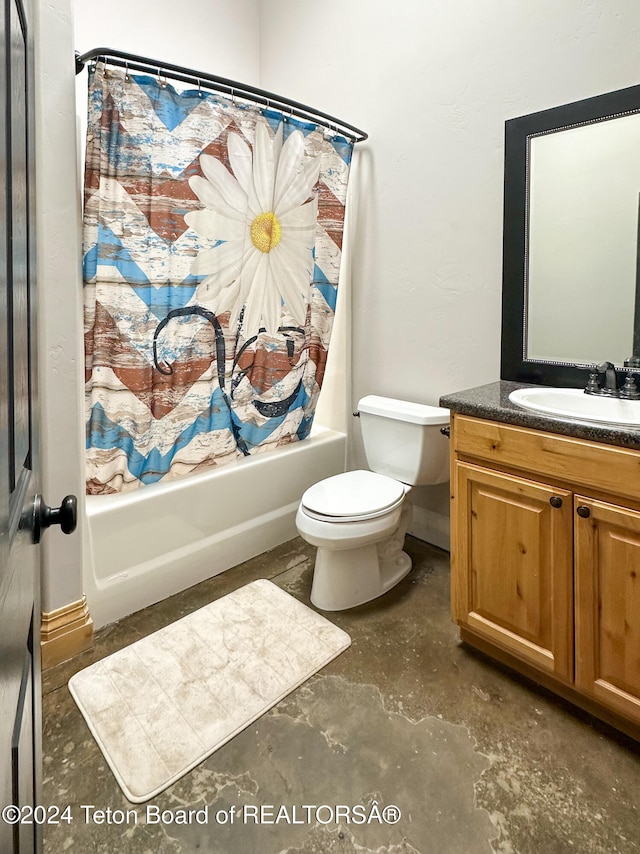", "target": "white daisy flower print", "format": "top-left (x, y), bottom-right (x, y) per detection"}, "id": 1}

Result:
top-left (185, 122), bottom-right (321, 335)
